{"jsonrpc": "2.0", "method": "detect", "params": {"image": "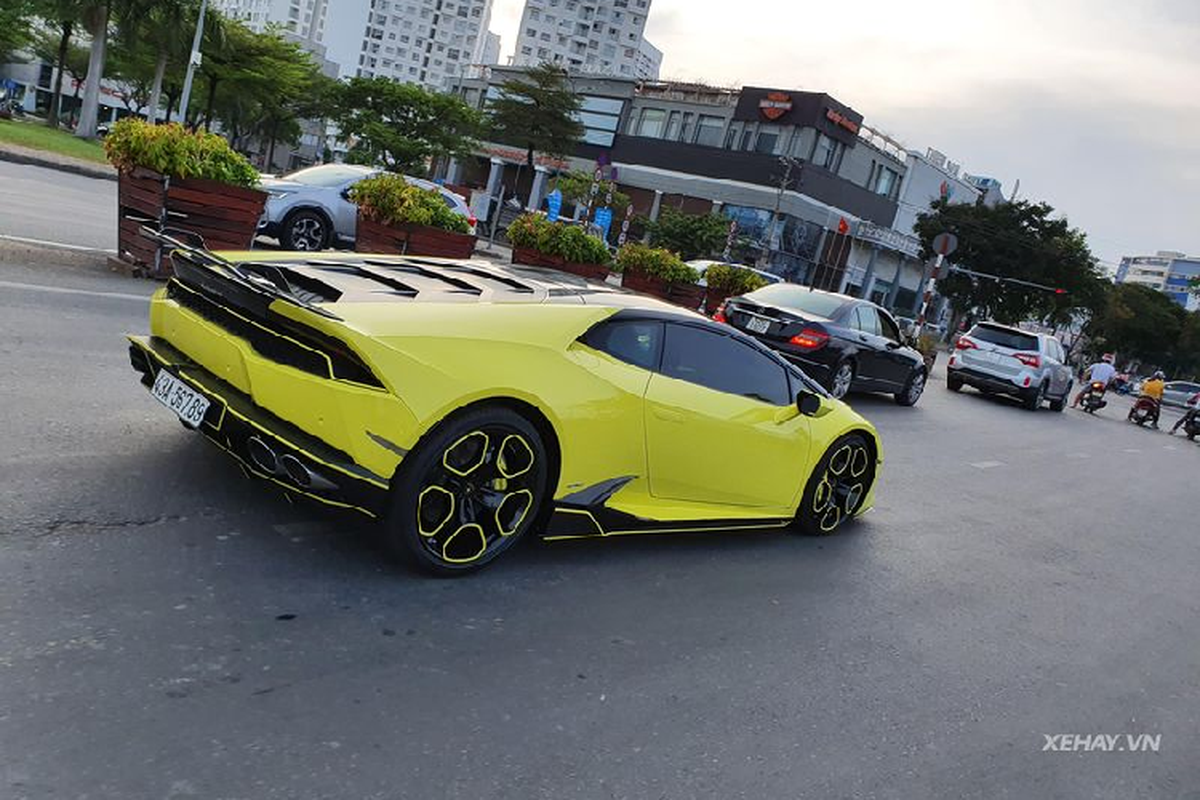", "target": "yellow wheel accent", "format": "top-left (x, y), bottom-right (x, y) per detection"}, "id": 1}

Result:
top-left (442, 431), bottom-right (489, 477)
top-left (819, 505), bottom-right (842, 532)
top-left (441, 523), bottom-right (488, 564)
top-left (850, 446), bottom-right (869, 478)
top-left (828, 445), bottom-right (852, 476)
top-left (812, 476), bottom-right (834, 513)
top-left (495, 489), bottom-right (534, 537)
top-left (845, 482), bottom-right (865, 514)
top-left (416, 485), bottom-right (455, 538)
top-left (497, 434), bottom-right (534, 479)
